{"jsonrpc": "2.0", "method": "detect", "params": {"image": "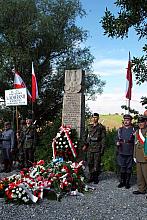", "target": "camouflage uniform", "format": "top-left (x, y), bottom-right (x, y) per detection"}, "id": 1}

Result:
top-left (23, 123), bottom-right (36, 168)
top-left (17, 122), bottom-right (27, 167)
top-left (84, 122), bottom-right (106, 183)
top-left (133, 126), bottom-right (147, 193)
